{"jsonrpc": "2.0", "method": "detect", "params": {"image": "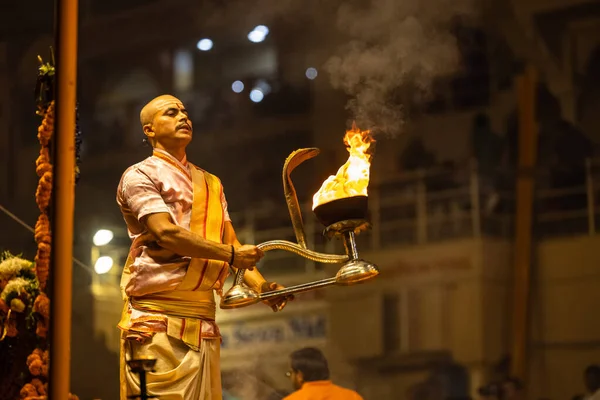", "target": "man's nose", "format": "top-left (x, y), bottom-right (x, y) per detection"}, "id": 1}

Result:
top-left (178, 114), bottom-right (190, 124)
